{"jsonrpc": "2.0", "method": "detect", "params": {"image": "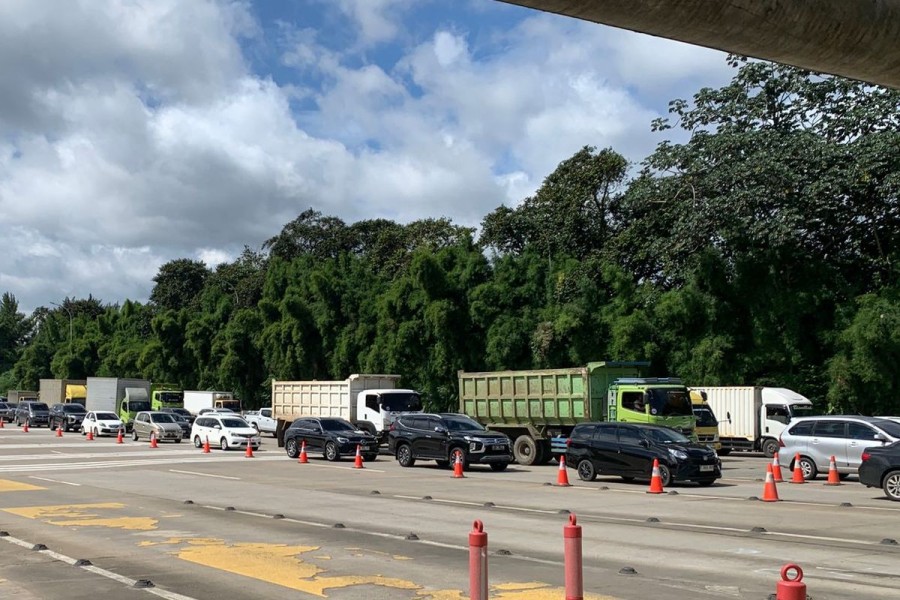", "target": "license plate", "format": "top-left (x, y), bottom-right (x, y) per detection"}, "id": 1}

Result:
top-left (700, 464), bottom-right (714, 472)
top-left (492, 445), bottom-right (506, 451)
